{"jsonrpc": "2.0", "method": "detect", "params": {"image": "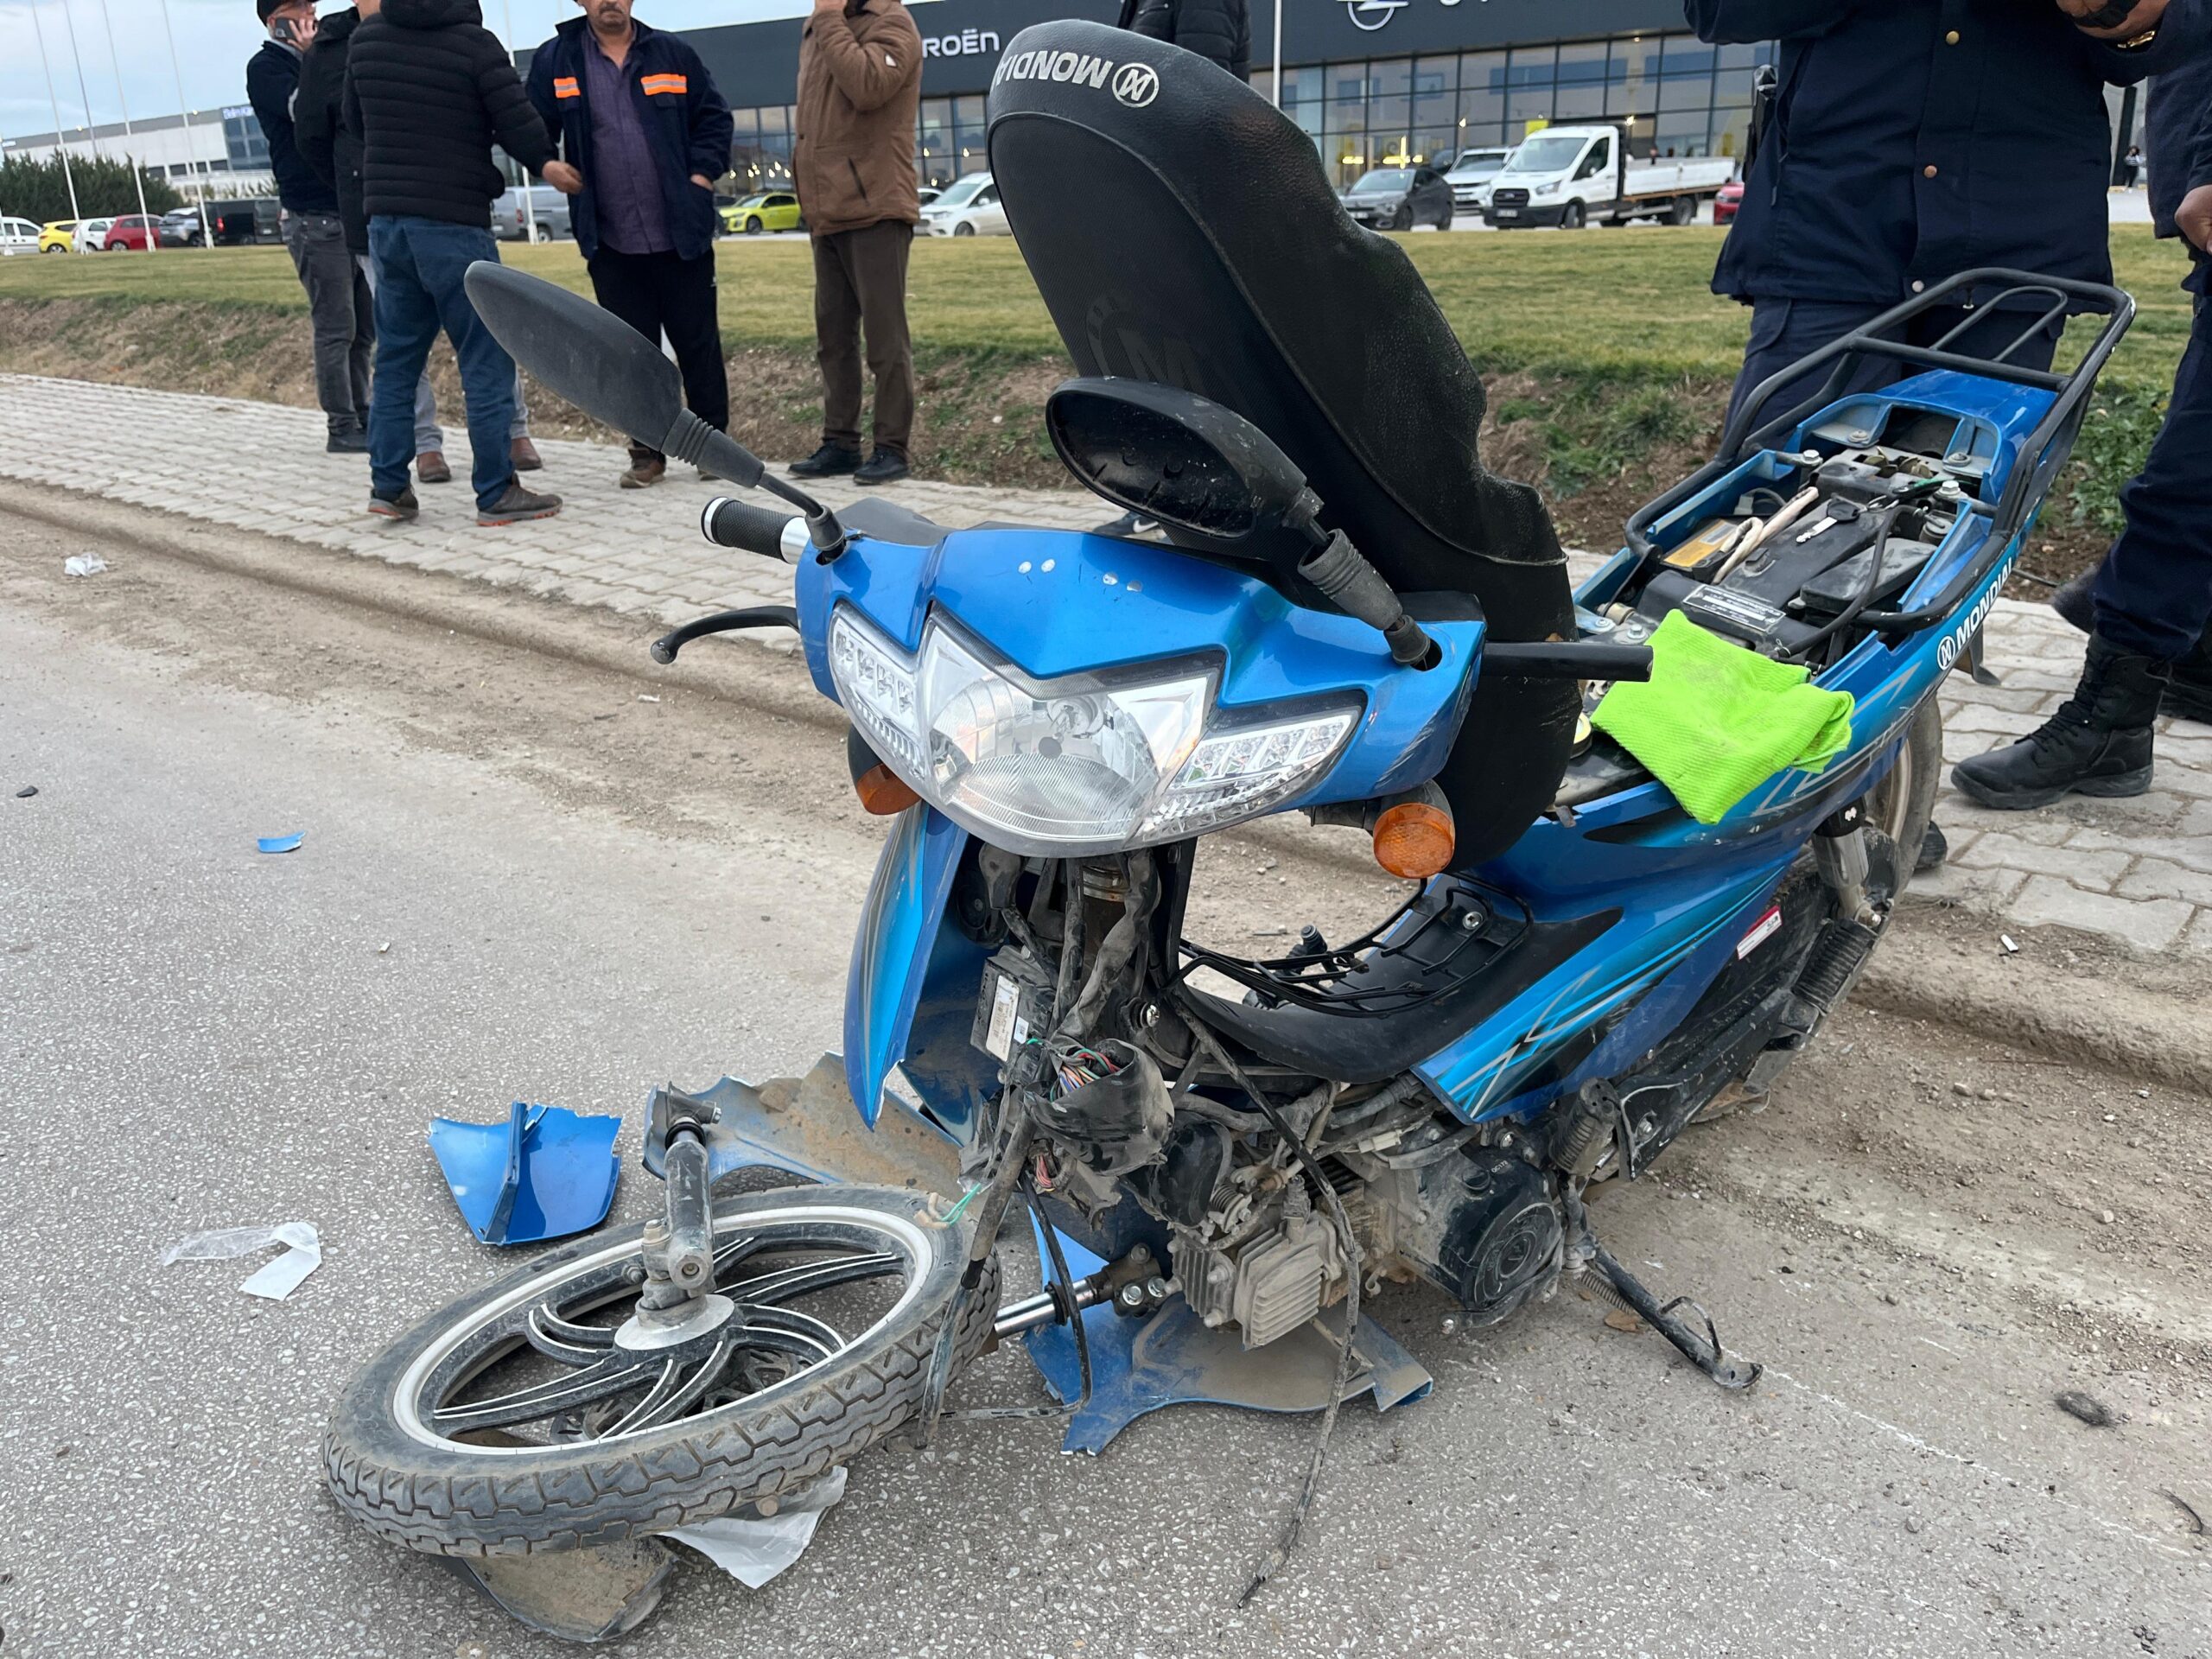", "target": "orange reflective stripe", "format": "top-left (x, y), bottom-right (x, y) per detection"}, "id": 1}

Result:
top-left (639, 73), bottom-right (688, 95)
top-left (552, 76), bottom-right (581, 99)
